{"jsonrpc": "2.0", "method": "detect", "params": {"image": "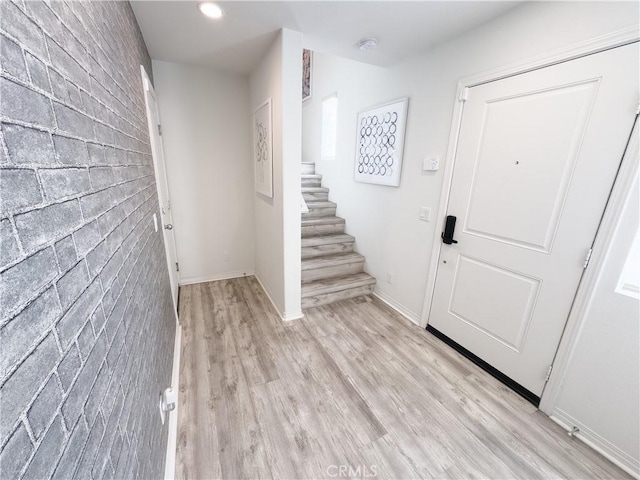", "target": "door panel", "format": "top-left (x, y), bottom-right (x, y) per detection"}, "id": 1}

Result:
top-left (429, 42), bottom-right (639, 396)
top-left (141, 67), bottom-right (180, 306)
top-left (465, 80), bottom-right (599, 252)
top-left (449, 255), bottom-right (540, 353)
